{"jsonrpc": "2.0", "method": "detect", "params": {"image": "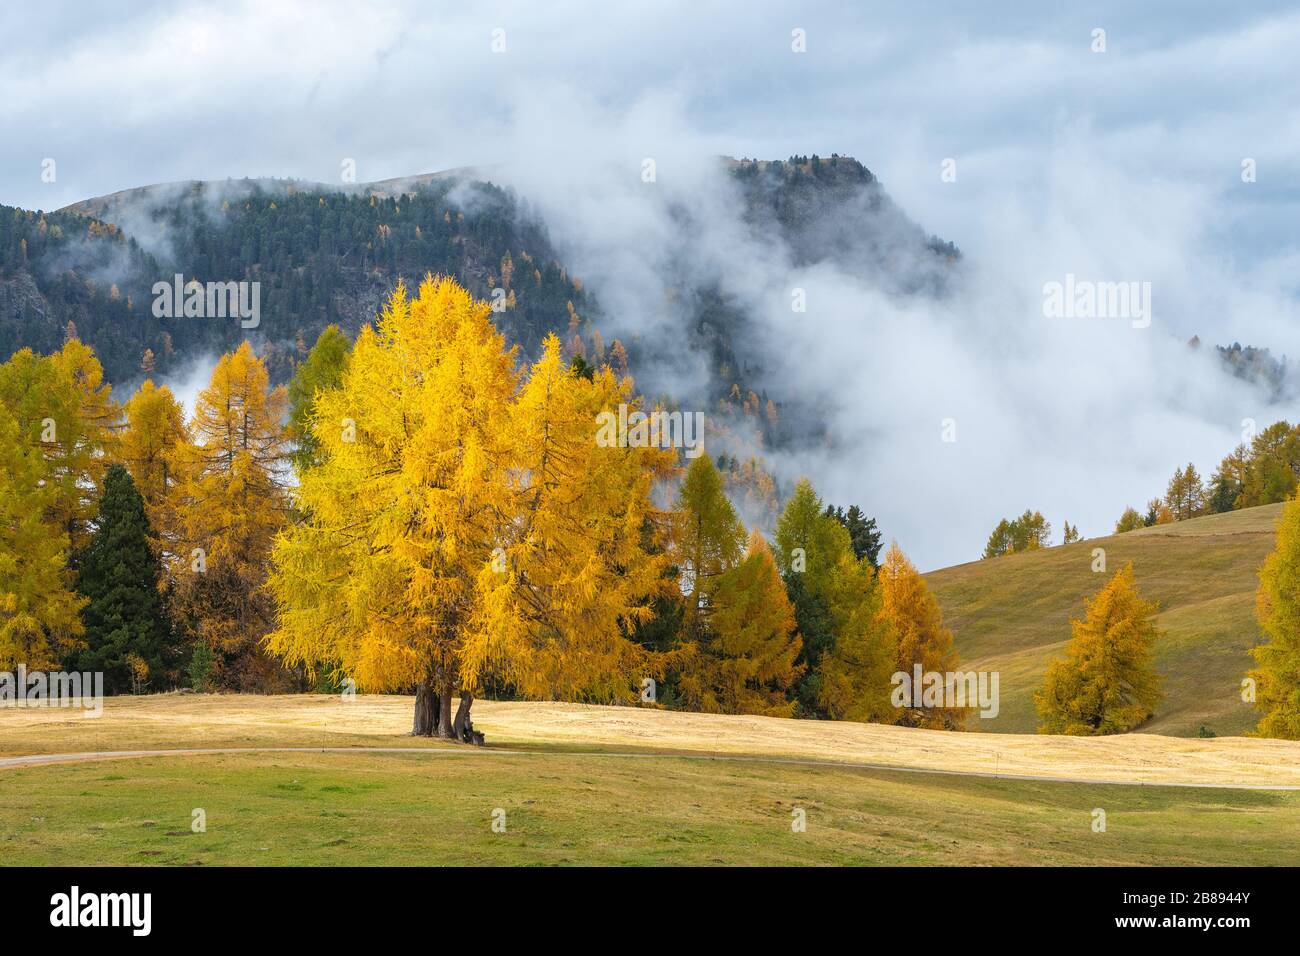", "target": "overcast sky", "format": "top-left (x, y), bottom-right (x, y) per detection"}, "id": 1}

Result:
top-left (4, 1), bottom-right (1297, 241)
top-left (3, 1), bottom-right (1298, 568)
